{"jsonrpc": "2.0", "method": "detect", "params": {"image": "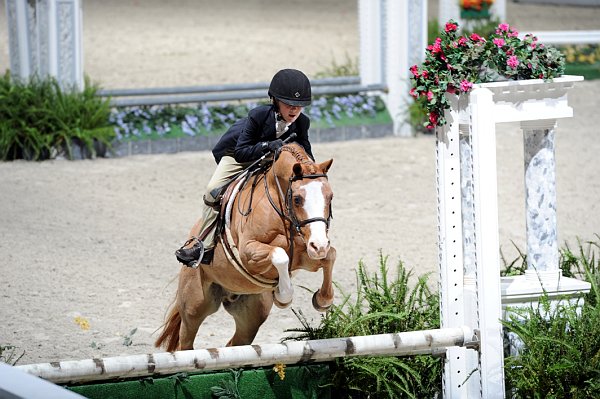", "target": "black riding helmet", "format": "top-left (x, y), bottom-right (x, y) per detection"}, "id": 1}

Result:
top-left (268, 69), bottom-right (312, 107)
